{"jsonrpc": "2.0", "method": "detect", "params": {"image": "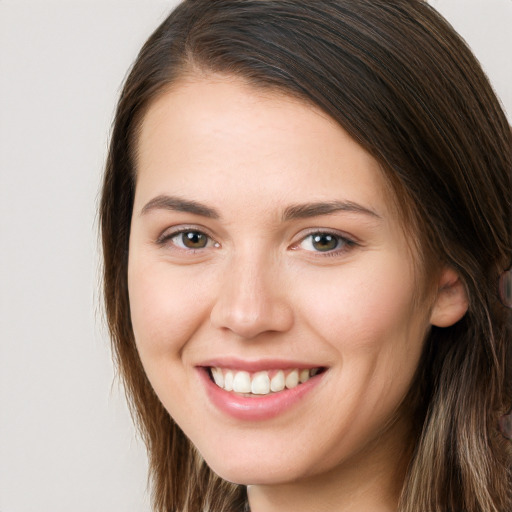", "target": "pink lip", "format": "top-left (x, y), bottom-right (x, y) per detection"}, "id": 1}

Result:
top-left (198, 357), bottom-right (321, 372)
top-left (197, 363), bottom-right (326, 422)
